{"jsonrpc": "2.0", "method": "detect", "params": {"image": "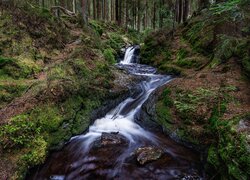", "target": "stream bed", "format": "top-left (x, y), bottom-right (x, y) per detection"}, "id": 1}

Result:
top-left (28, 46), bottom-right (205, 180)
